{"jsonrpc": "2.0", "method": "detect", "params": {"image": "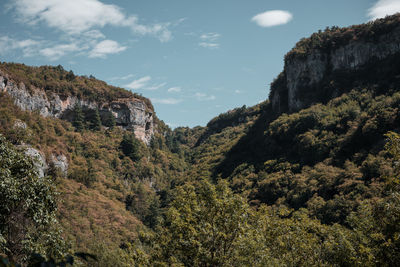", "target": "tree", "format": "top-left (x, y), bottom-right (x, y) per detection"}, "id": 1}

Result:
top-left (65, 70), bottom-right (75, 81)
top-left (384, 131), bottom-right (400, 184)
top-left (101, 111), bottom-right (116, 128)
top-left (87, 108), bottom-right (102, 131)
top-left (72, 104), bottom-right (84, 132)
top-left (153, 180), bottom-right (251, 266)
top-left (0, 135), bottom-right (67, 264)
top-left (120, 134), bottom-right (142, 162)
